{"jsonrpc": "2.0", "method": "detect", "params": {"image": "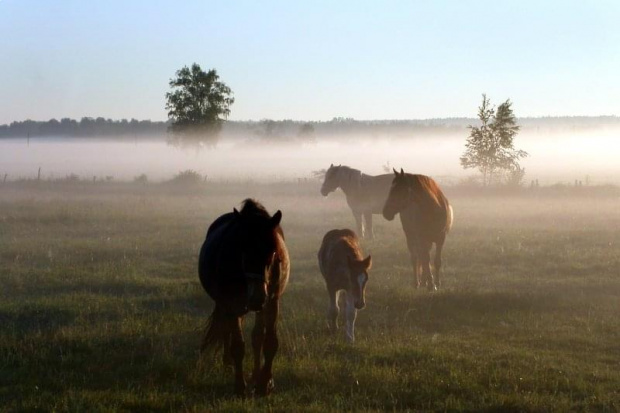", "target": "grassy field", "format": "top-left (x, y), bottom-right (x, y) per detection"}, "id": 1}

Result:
top-left (1, 182), bottom-right (619, 412)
